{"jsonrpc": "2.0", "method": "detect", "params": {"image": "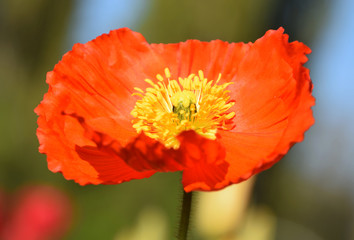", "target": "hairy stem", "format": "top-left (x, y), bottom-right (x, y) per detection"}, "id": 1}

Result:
top-left (178, 190), bottom-right (193, 240)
